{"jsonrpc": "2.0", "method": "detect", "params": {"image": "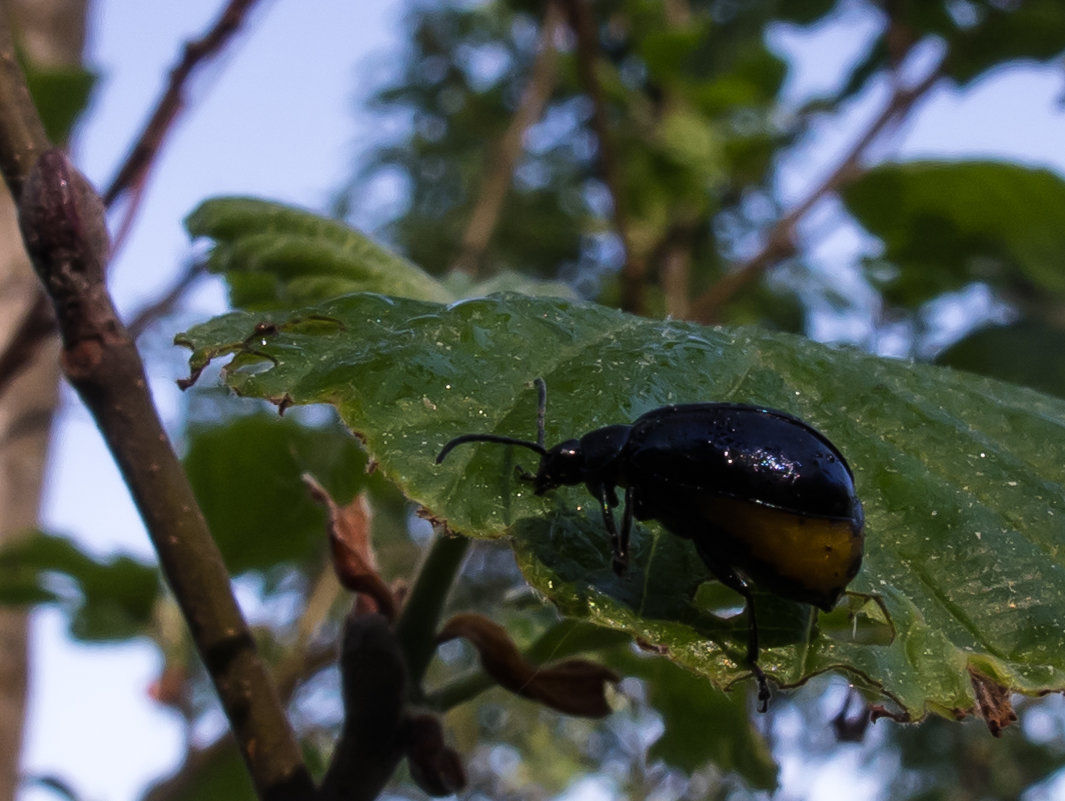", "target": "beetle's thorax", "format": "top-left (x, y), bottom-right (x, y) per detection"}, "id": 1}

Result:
top-left (534, 424), bottom-right (631, 494)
